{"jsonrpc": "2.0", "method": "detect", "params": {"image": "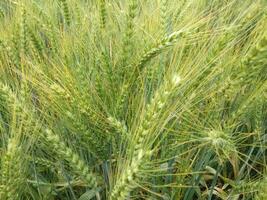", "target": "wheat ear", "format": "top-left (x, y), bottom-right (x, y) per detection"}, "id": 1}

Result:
top-left (110, 74), bottom-right (181, 199)
top-left (45, 129), bottom-right (98, 188)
